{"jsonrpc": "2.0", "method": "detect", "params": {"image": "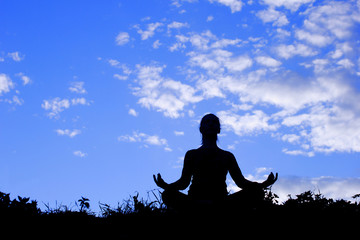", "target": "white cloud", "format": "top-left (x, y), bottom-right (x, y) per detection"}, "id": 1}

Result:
top-left (209, 0), bottom-right (243, 13)
top-left (330, 42), bottom-right (352, 59)
top-left (69, 82), bottom-right (86, 94)
top-left (188, 49), bottom-right (252, 73)
top-left (118, 131), bottom-right (171, 151)
top-left (152, 40), bottom-right (161, 49)
top-left (133, 64), bottom-right (202, 118)
top-left (1, 95), bottom-right (24, 106)
top-left (217, 110), bottom-right (279, 136)
top-left (115, 32), bottom-right (130, 45)
top-left (108, 59), bottom-right (120, 67)
top-left (167, 21), bottom-right (189, 32)
top-left (275, 28), bottom-right (291, 39)
top-left (255, 56), bottom-right (282, 68)
top-left (12, 95), bottom-right (23, 105)
top-left (208, 67), bottom-right (360, 154)
top-left (109, 61), bottom-right (132, 79)
top-left (128, 108), bottom-right (138, 117)
top-left (145, 135), bottom-right (168, 146)
top-left (281, 92), bottom-right (360, 153)
top-left (224, 55), bottom-right (253, 72)
top-left (197, 79), bottom-right (225, 98)
top-left (73, 150), bottom-right (87, 158)
top-left (41, 98), bottom-right (70, 119)
top-left (206, 16), bottom-right (214, 22)
top-left (0, 74), bottom-right (14, 95)
top-left (42, 97), bottom-right (89, 119)
top-left (8, 52), bottom-right (24, 62)
top-left (272, 176), bottom-right (360, 203)
top-left (113, 74), bottom-right (128, 81)
top-left (170, 30), bottom-right (241, 52)
top-left (275, 43), bottom-right (317, 59)
top-left (55, 129), bottom-right (81, 138)
top-left (221, 72), bottom-right (331, 112)
top-left (210, 38), bottom-right (241, 49)
top-left (136, 22), bottom-right (163, 40)
top-left (295, 29), bottom-right (332, 47)
top-left (171, 0), bottom-right (198, 8)
top-left (281, 134), bottom-right (300, 144)
top-left (174, 131), bottom-right (185, 136)
top-left (71, 97), bottom-right (89, 106)
top-left (337, 58), bottom-right (354, 69)
top-left (188, 31), bottom-right (214, 50)
top-left (300, 1), bottom-right (360, 40)
top-left (282, 148), bottom-right (314, 157)
top-left (256, 7), bottom-right (289, 27)
top-left (261, 0), bottom-right (314, 12)
top-left (16, 72), bottom-right (31, 85)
